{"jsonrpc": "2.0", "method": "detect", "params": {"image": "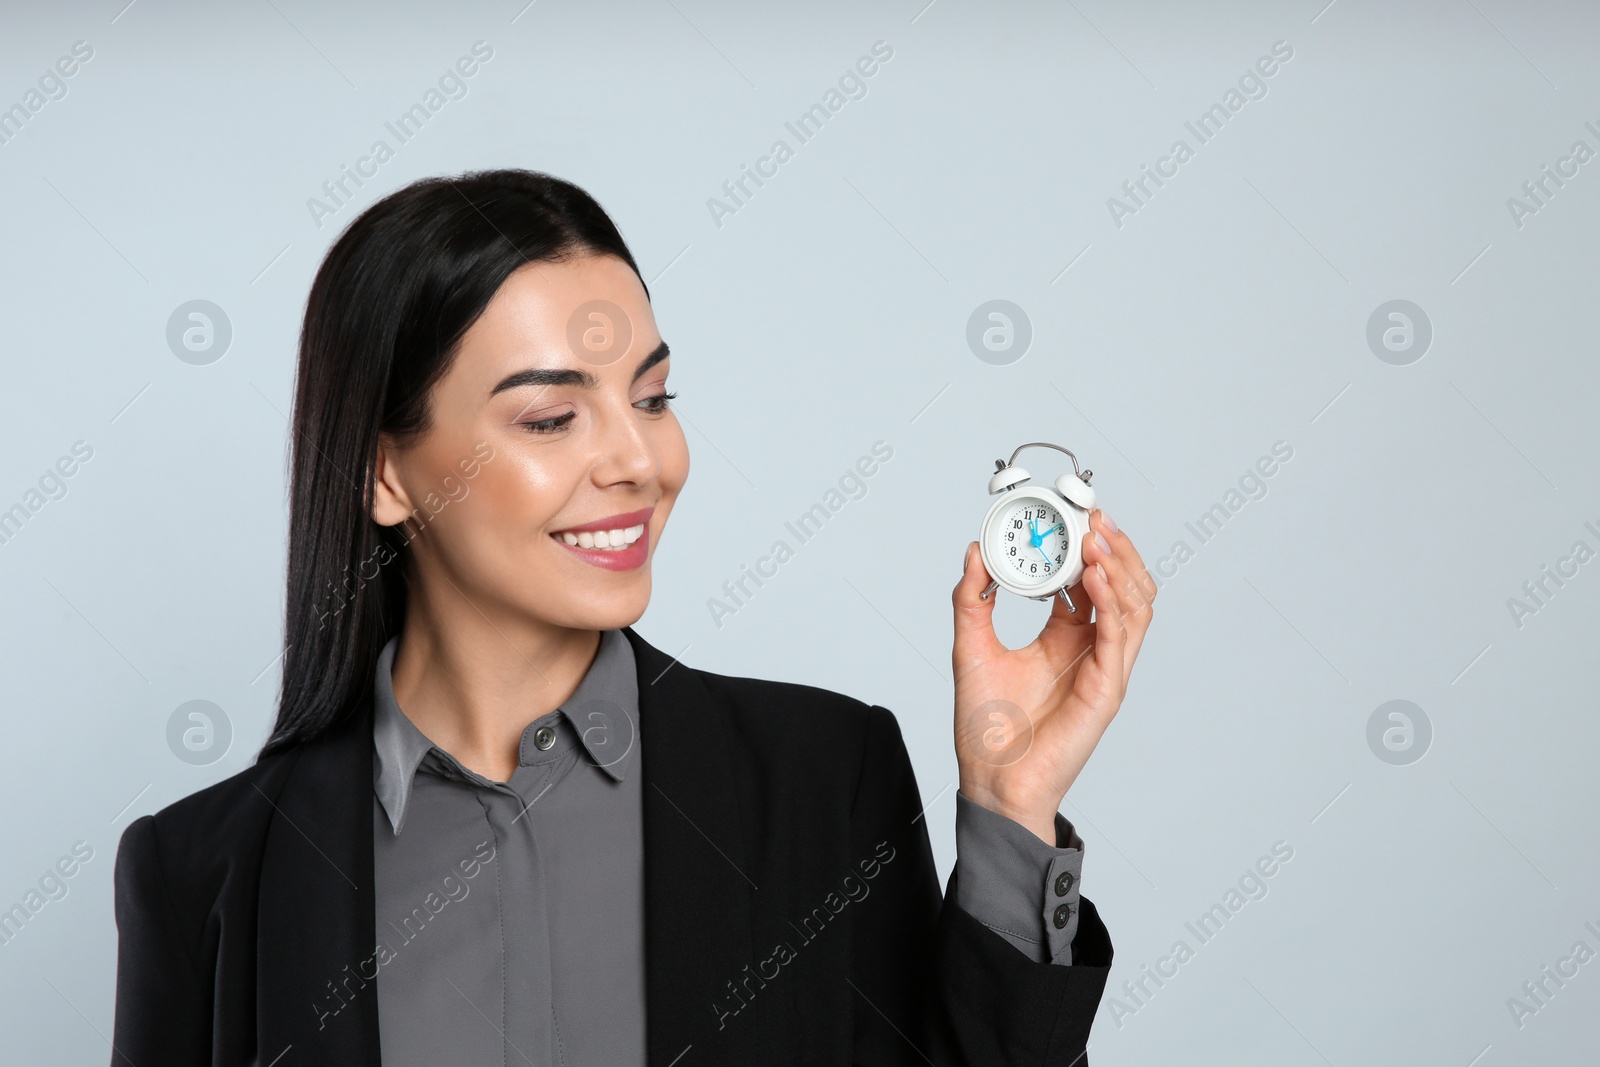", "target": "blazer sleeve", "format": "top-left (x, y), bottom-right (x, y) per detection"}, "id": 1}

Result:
top-left (110, 814), bottom-right (211, 1067)
top-left (848, 703), bottom-right (1113, 1066)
